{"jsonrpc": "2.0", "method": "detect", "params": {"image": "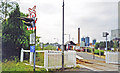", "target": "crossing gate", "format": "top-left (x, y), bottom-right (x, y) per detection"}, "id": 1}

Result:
top-left (20, 48), bottom-right (76, 71)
